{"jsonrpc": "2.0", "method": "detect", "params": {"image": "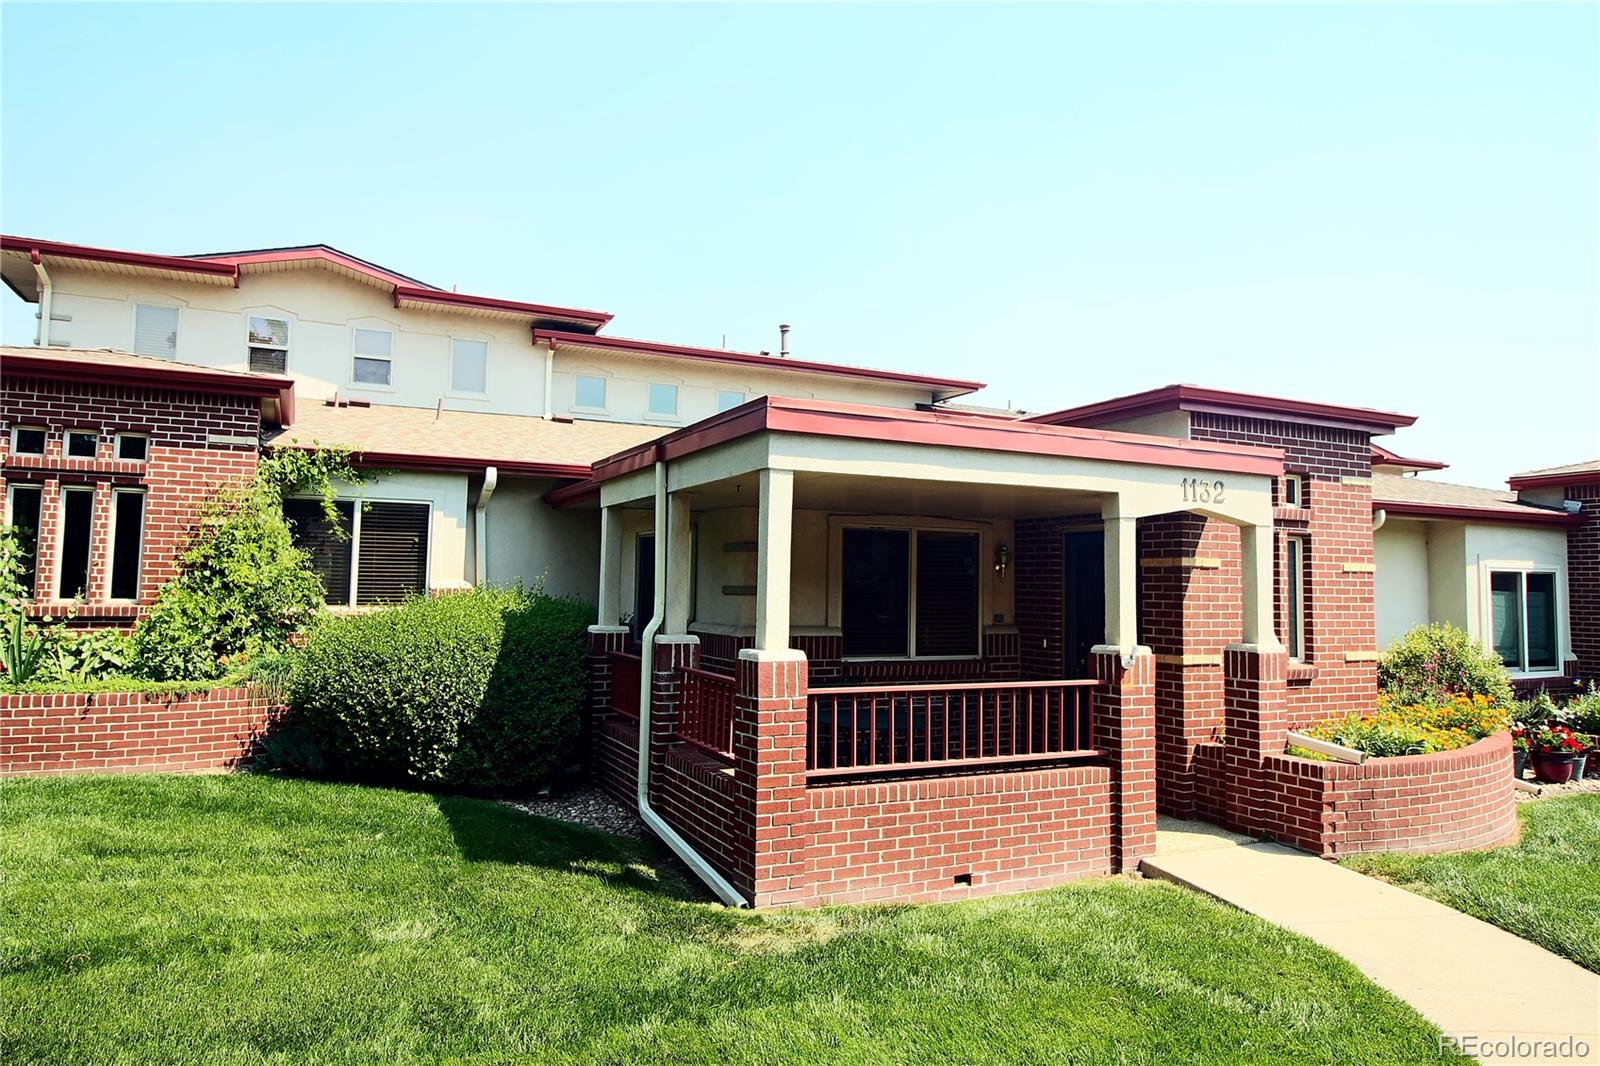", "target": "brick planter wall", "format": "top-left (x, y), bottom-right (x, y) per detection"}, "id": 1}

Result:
top-left (1261, 733), bottom-right (1517, 858)
top-left (0, 685), bottom-right (279, 777)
